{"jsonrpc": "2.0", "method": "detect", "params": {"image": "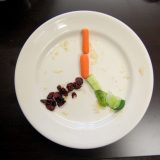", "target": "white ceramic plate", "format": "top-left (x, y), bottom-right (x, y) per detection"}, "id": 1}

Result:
top-left (15, 11), bottom-right (153, 149)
